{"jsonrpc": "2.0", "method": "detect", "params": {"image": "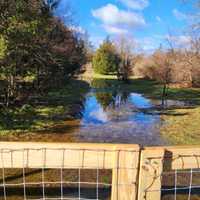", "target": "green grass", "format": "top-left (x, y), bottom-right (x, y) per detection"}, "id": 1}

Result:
top-left (90, 76), bottom-right (200, 145)
top-left (0, 79), bottom-right (90, 135)
top-left (91, 76), bottom-right (200, 104)
top-left (160, 107), bottom-right (200, 145)
top-left (1, 74), bottom-right (200, 145)
top-left (85, 72), bottom-right (137, 80)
